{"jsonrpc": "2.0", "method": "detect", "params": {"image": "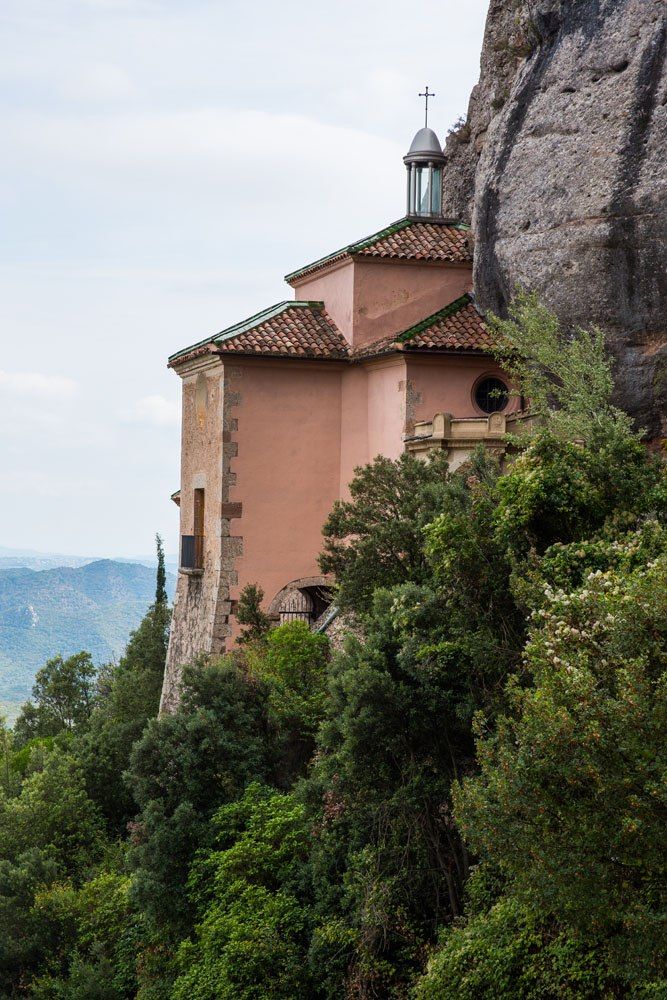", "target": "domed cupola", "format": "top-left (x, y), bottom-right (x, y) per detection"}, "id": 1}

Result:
top-left (404, 88), bottom-right (445, 220)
